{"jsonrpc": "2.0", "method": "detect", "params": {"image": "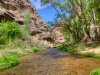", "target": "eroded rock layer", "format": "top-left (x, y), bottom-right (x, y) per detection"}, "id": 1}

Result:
top-left (0, 0), bottom-right (55, 47)
top-left (53, 27), bottom-right (65, 45)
